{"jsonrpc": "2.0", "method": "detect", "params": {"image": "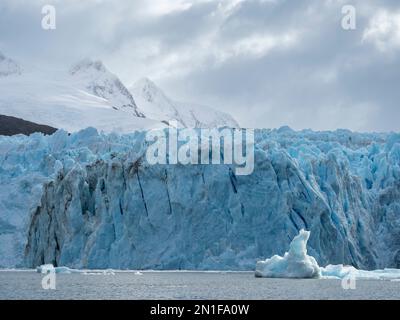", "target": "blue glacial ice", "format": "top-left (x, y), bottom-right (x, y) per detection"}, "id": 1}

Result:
top-left (1, 127), bottom-right (400, 271)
